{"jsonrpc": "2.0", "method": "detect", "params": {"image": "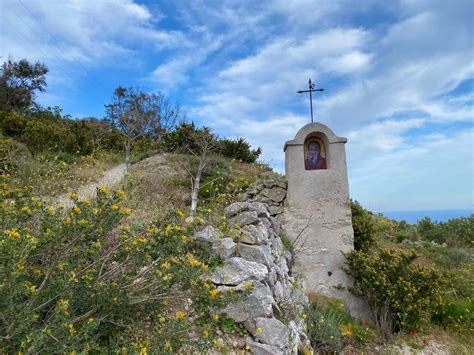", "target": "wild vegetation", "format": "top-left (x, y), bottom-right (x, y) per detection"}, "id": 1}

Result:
top-left (1, 58), bottom-right (472, 353)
